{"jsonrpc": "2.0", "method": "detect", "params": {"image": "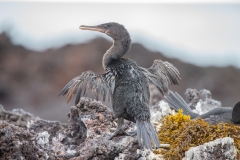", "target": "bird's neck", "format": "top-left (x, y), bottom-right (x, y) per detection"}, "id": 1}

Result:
top-left (103, 35), bottom-right (131, 69)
